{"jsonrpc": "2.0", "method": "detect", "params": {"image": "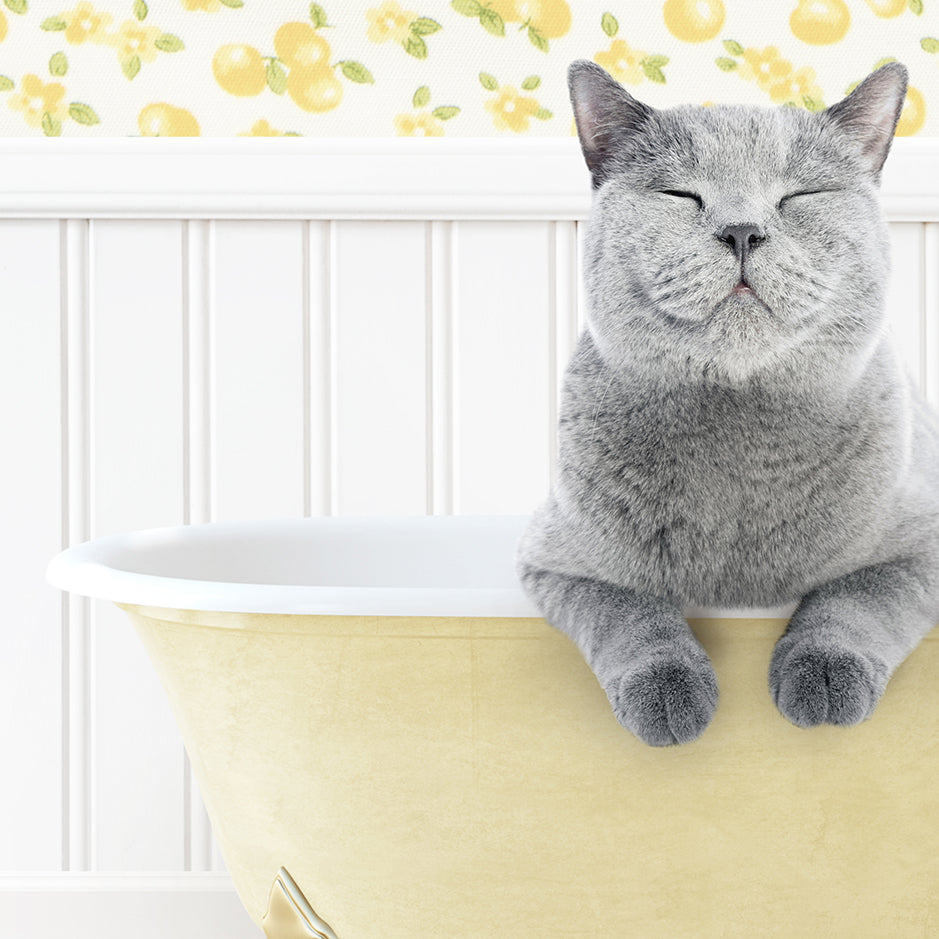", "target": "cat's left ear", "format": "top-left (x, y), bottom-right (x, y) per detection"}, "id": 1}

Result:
top-left (821, 61), bottom-right (908, 179)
